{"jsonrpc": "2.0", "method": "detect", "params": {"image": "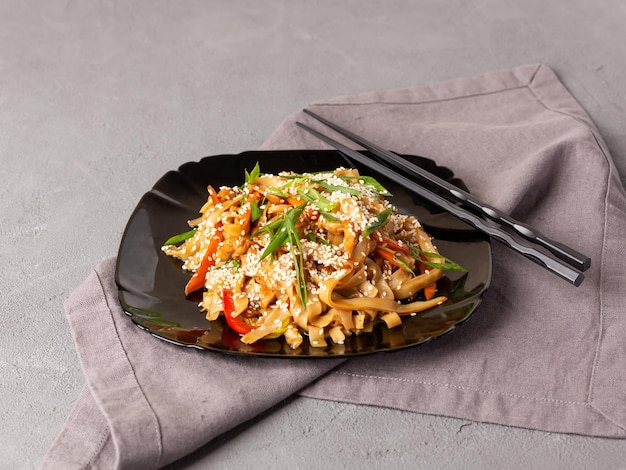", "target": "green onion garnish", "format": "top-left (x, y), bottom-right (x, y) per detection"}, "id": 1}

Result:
top-left (250, 198), bottom-right (263, 222)
top-left (335, 175), bottom-right (391, 196)
top-left (410, 247), bottom-right (467, 271)
top-left (363, 208), bottom-right (392, 238)
top-left (162, 228), bottom-right (197, 246)
top-left (245, 162), bottom-right (260, 184)
top-left (258, 204), bottom-right (308, 306)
